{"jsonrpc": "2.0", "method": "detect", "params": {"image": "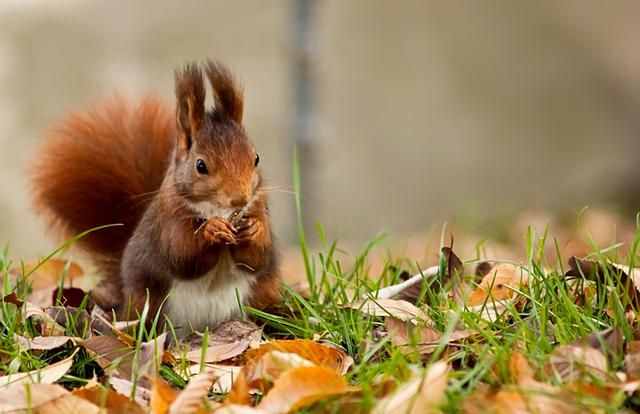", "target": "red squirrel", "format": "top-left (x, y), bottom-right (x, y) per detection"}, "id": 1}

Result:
top-left (31, 60), bottom-right (280, 333)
